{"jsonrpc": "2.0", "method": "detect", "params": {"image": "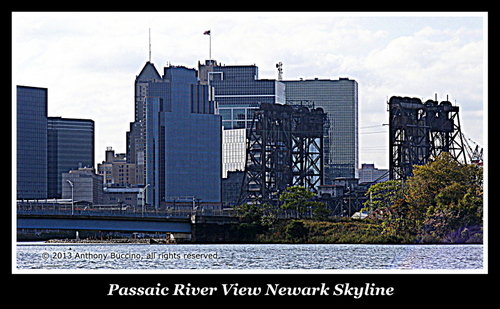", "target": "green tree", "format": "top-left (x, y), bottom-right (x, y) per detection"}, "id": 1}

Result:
top-left (235, 203), bottom-right (263, 224)
top-left (363, 180), bottom-right (411, 237)
top-left (311, 202), bottom-right (330, 221)
top-left (406, 152), bottom-right (483, 242)
top-left (279, 186), bottom-right (327, 220)
top-left (285, 220), bottom-right (308, 242)
top-left (260, 203), bottom-right (280, 227)
top-left (234, 203), bottom-right (267, 241)
top-left (364, 180), bottom-right (404, 210)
